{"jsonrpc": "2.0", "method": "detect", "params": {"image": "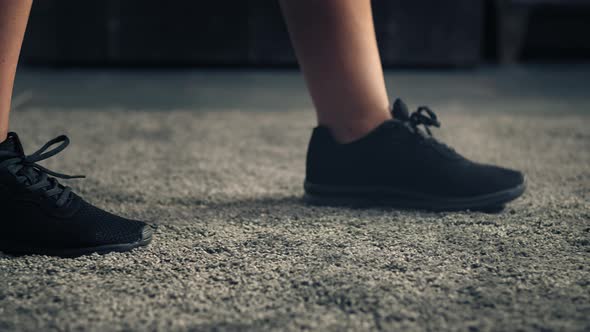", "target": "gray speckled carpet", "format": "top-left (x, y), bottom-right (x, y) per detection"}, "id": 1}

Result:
top-left (0, 102), bottom-right (589, 331)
